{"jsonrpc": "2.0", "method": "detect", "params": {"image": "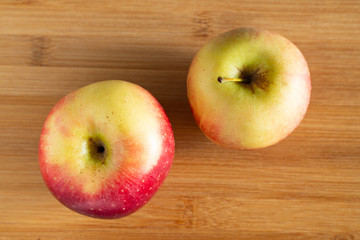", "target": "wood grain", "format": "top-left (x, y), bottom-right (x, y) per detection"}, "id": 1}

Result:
top-left (1, 0), bottom-right (360, 239)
